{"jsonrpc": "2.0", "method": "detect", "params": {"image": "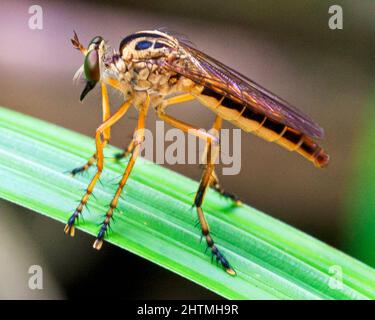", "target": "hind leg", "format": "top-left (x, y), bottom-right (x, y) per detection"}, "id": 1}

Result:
top-left (157, 109), bottom-right (236, 275)
top-left (209, 170), bottom-right (241, 204)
